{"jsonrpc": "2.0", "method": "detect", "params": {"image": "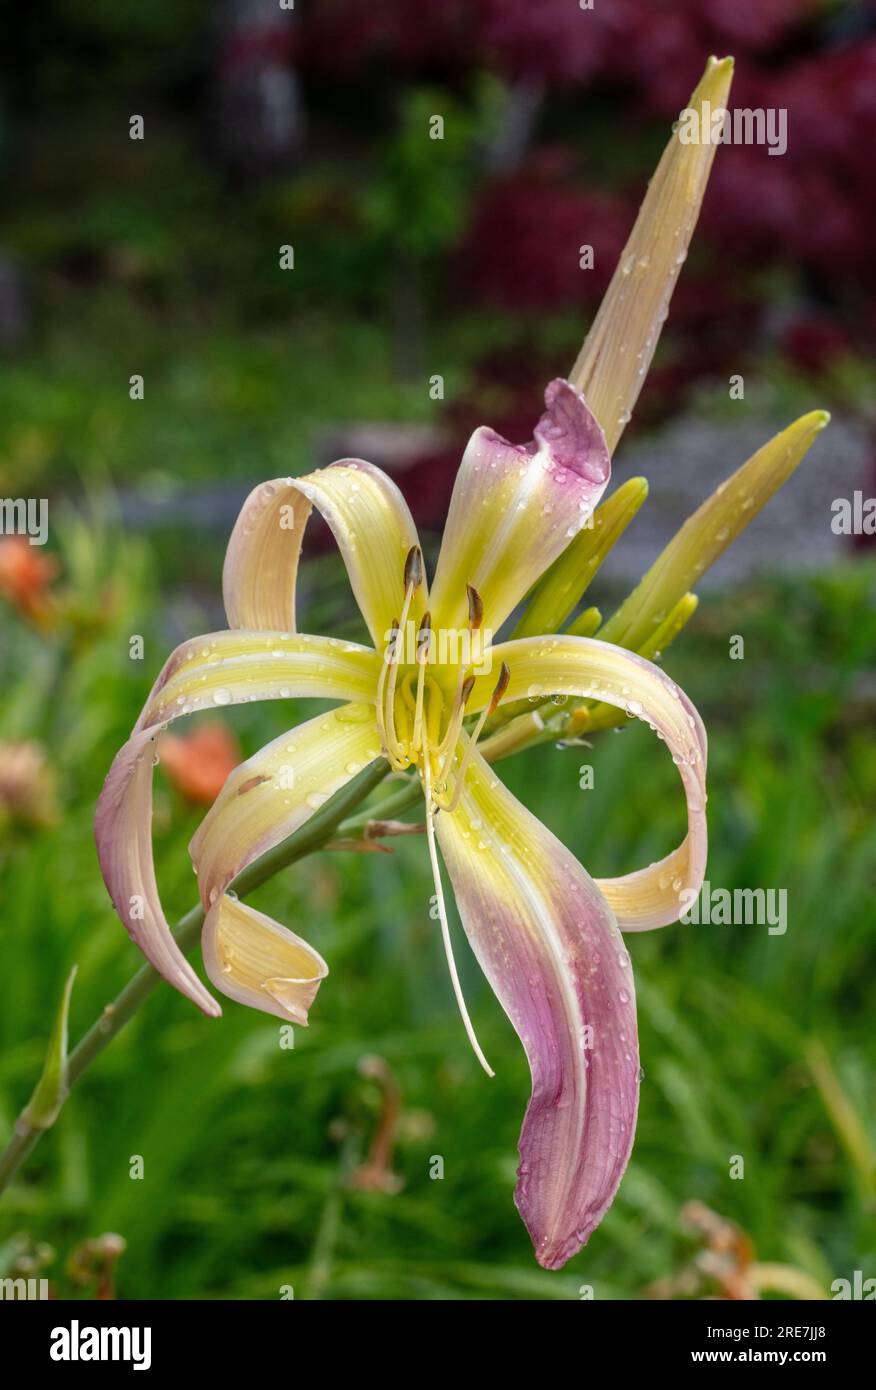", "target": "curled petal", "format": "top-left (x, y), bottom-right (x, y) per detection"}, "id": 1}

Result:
top-left (193, 704), bottom-right (384, 1020)
top-left (202, 896), bottom-right (328, 1025)
top-left (435, 746), bottom-right (639, 1269)
top-left (191, 703), bottom-right (384, 909)
top-left (95, 634), bottom-right (377, 1016)
top-left (429, 380), bottom-right (610, 635)
top-left (224, 462), bottom-right (423, 644)
top-left (293, 462), bottom-right (426, 645)
top-left (222, 480), bottom-right (310, 632)
top-left (95, 727), bottom-right (220, 1016)
top-left (469, 635), bottom-right (708, 931)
